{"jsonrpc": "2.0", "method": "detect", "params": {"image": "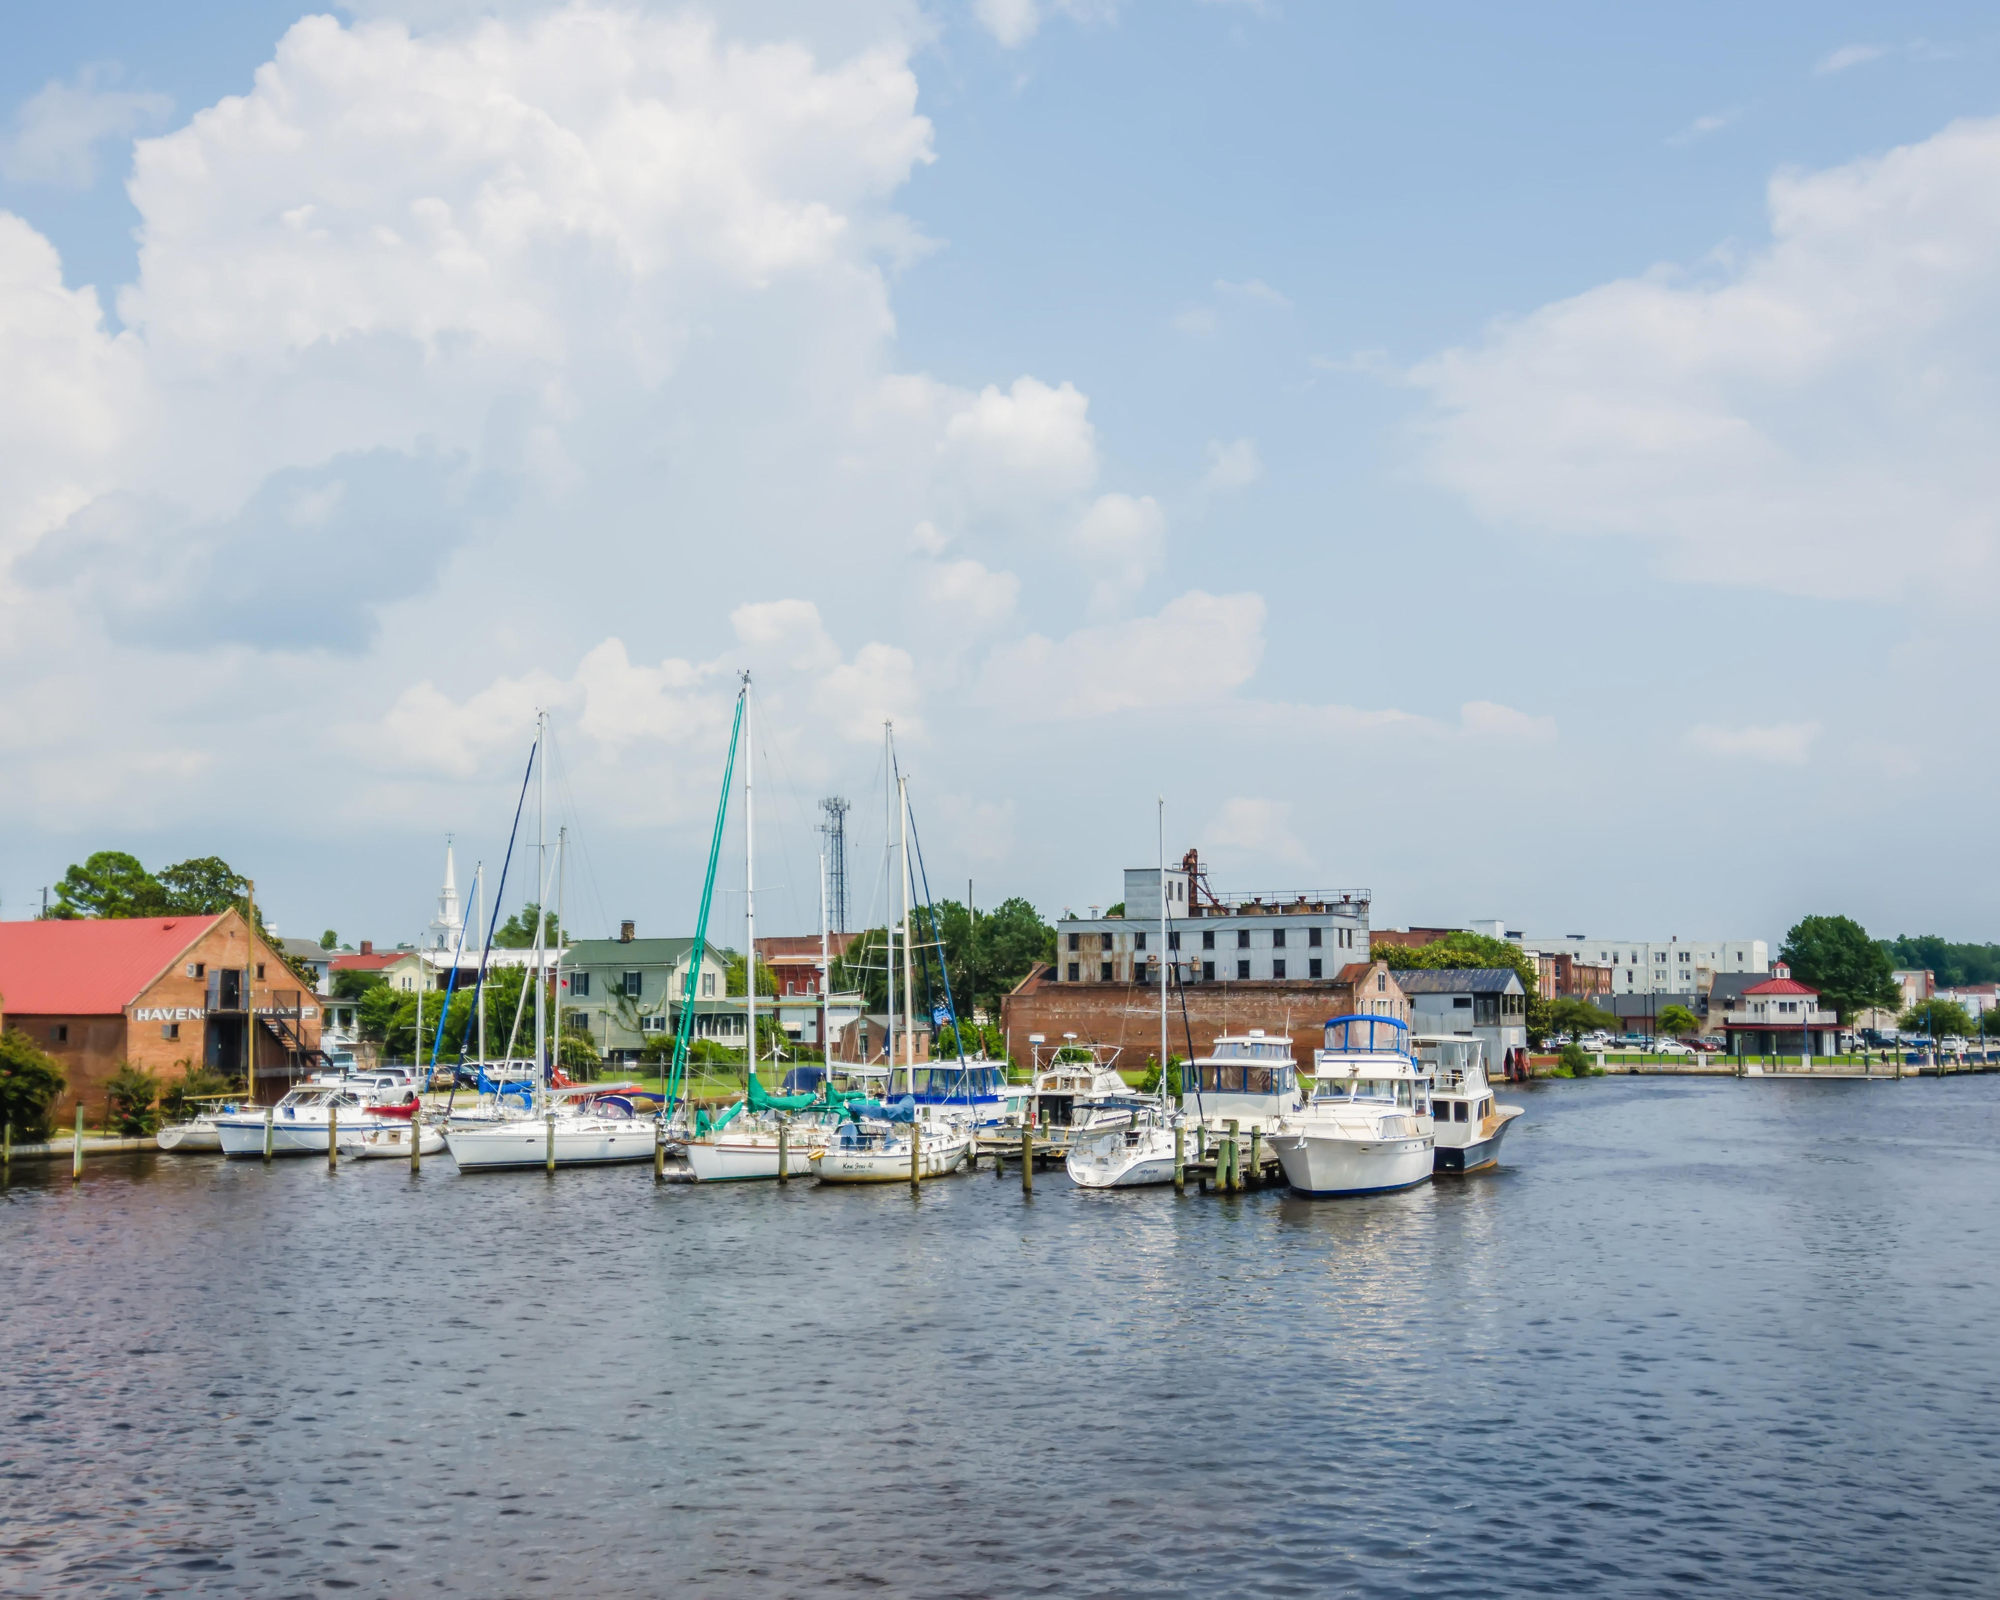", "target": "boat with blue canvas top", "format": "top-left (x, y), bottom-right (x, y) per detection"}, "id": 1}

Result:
top-left (1265, 1014), bottom-right (1434, 1198)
